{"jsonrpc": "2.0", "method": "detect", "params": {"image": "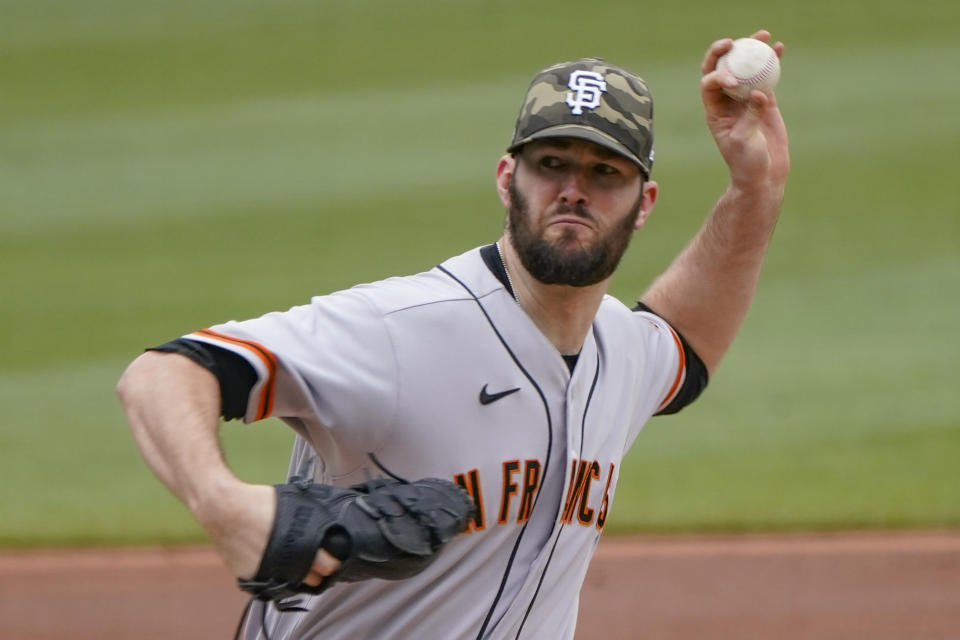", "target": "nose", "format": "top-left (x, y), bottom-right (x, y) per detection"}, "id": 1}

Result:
top-left (558, 170), bottom-right (589, 207)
